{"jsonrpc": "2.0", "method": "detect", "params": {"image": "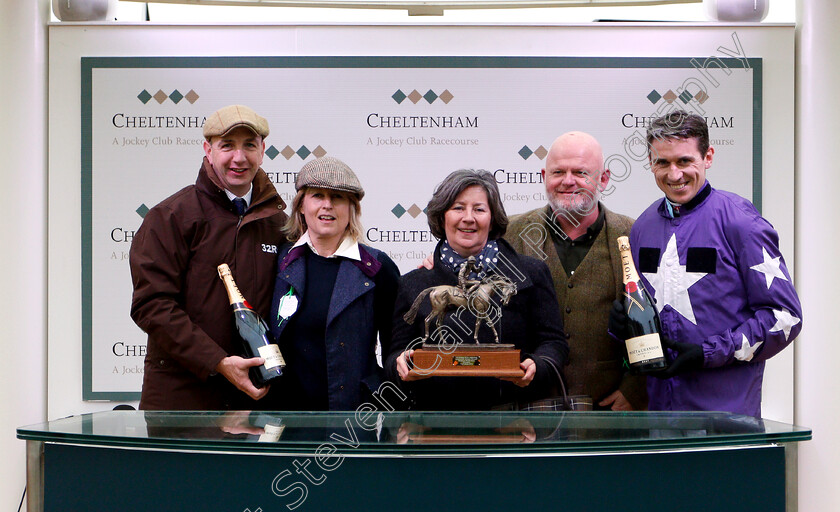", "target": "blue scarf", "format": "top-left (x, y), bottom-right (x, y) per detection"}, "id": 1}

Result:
top-left (439, 239), bottom-right (500, 279)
